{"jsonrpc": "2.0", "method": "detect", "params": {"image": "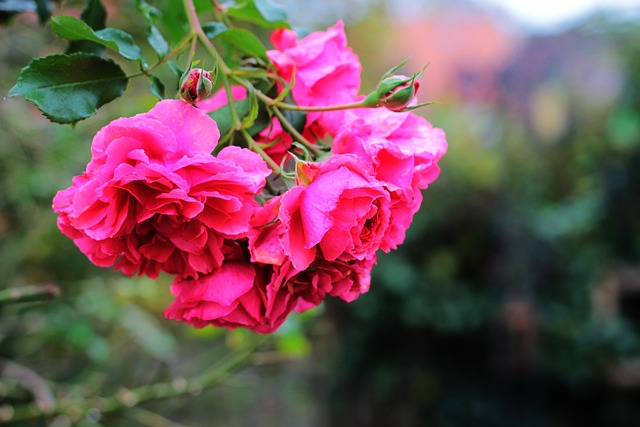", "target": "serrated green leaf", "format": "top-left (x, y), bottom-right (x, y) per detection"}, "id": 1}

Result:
top-left (95, 28), bottom-right (147, 66)
top-left (214, 28), bottom-right (267, 61)
top-left (52, 16), bottom-right (146, 67)
top-left (148, 75), bottom-right (164, 100)
top-left (227, 0), bottom-right (289, 29)
top-left (147, 25), bottom-right (169, 58)
top-left (8, 53), bottom-right (128, 124)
